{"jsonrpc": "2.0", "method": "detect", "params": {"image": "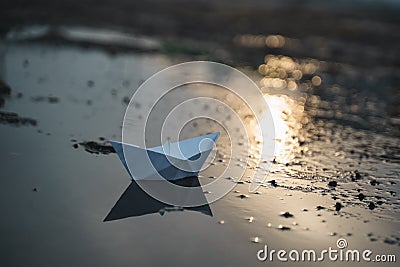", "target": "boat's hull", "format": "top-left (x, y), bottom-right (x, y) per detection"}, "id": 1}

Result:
top-left (110, 133), bottom-right (219, 180)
